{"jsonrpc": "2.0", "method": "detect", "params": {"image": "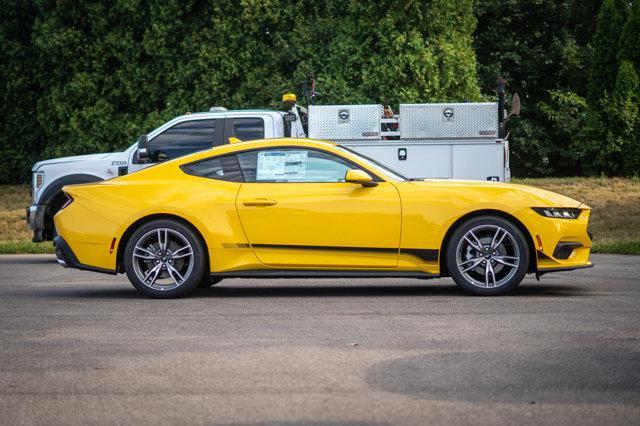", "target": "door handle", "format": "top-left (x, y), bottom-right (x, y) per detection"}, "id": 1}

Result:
top-left (243, 199), bottom-right (277, 207)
